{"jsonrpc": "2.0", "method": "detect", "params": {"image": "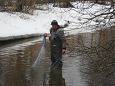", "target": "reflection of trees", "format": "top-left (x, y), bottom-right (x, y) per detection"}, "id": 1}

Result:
top-left (0, 41), bottom-right (40, 86)
top-left (49, 67), bottom-right (66, 86)
top-left (66, 27), bottom-right (115, 86)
